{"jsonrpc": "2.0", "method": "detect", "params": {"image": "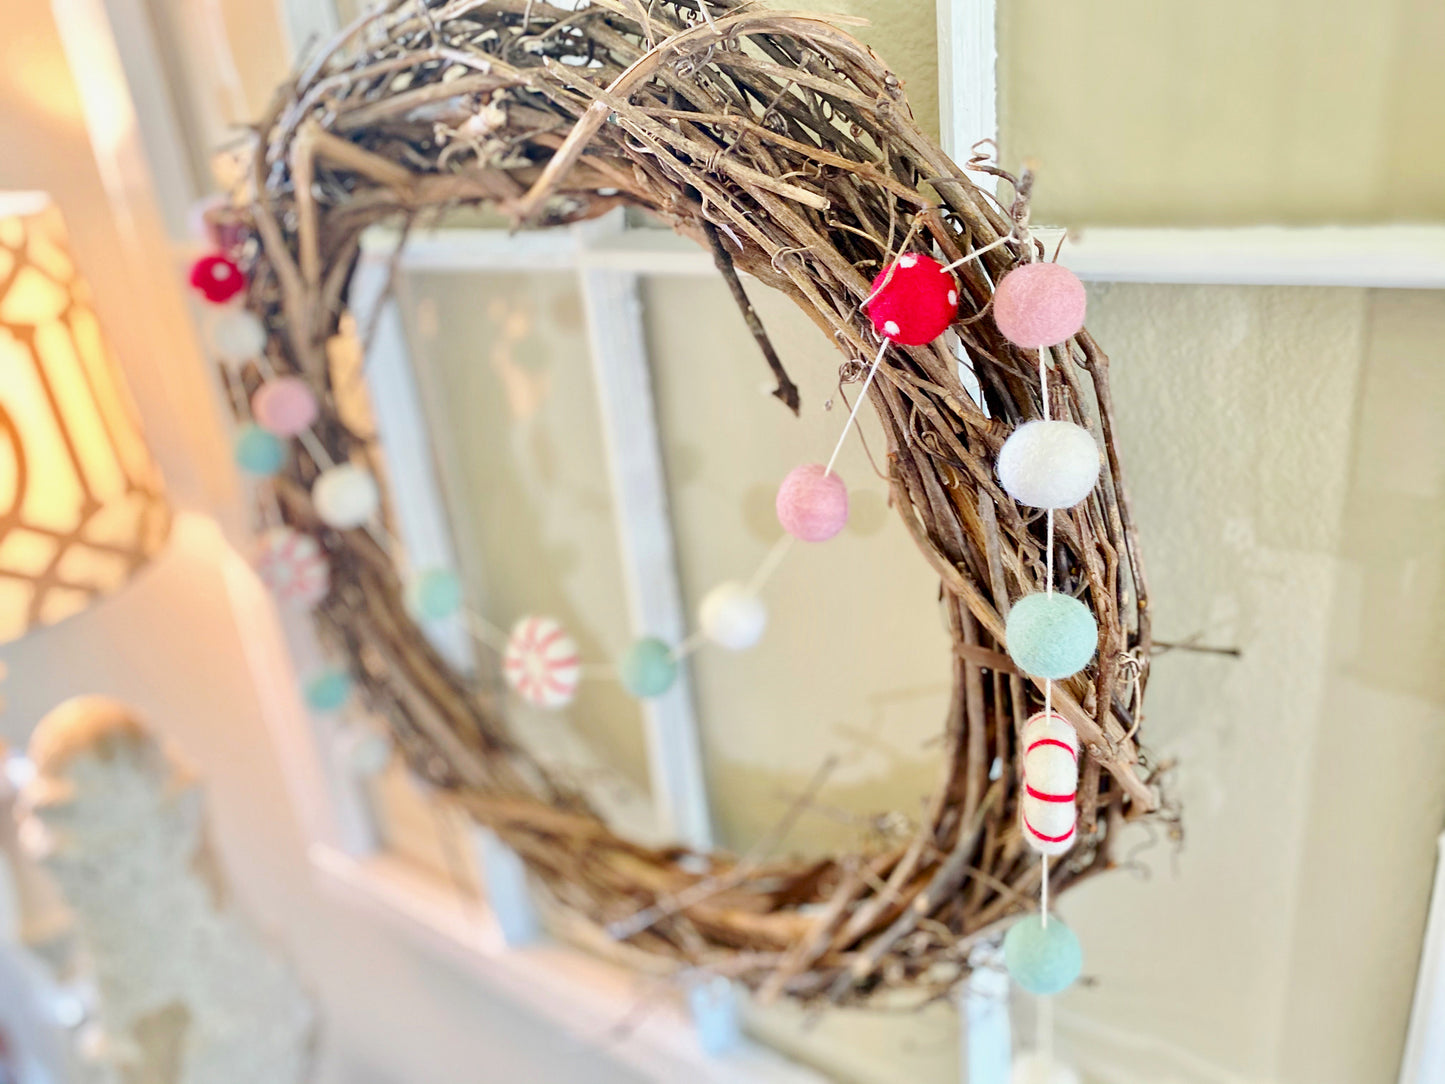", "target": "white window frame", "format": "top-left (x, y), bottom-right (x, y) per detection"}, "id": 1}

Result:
top-left (939, 0), bottom-right (1445, 288)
